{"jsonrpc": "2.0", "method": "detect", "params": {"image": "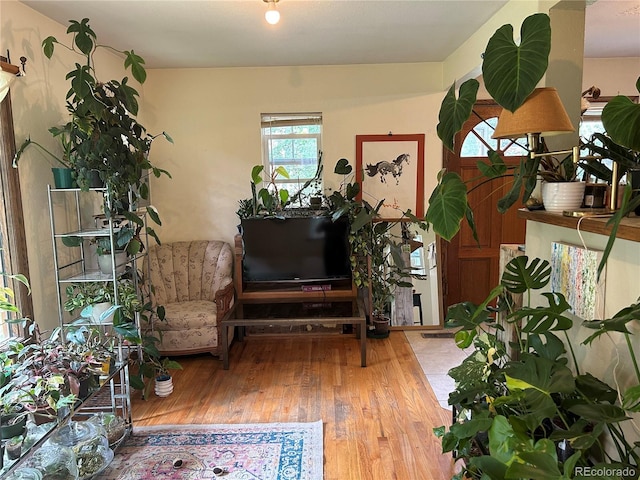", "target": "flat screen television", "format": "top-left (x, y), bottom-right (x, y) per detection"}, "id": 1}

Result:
top-left (240, 216), bottom-right (351, 283)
